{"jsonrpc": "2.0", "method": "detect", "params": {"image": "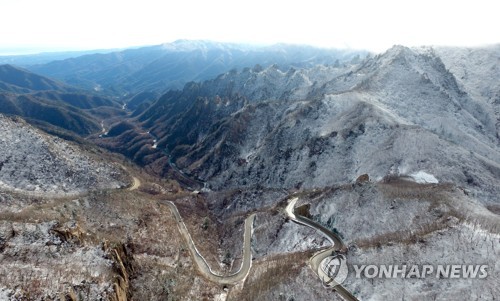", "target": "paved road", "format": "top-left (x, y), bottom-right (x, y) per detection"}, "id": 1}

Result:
top-left (285, 198), bottom-right (345, 249)
top-left (163, 201), bottom-right (255, 284)
top-left (285, 197), bottom-right (359, 301)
